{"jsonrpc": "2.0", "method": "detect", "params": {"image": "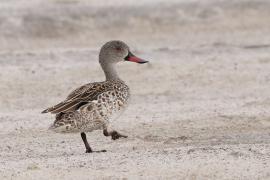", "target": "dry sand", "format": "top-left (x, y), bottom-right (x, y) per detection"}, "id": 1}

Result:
top-left (0, 0), bottom-right (270, 179)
